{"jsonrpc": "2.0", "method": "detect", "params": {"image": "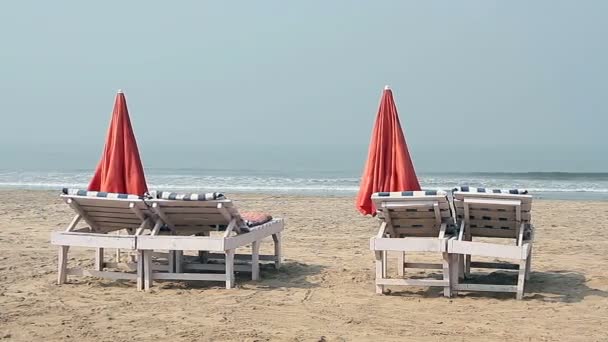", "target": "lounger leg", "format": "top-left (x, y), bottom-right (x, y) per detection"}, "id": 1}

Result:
top-left (458, 254), bottom-right (465, 280)
top-left (464, 231), bottom-right (471, 278)
top-left (450, 254), bottom-right (459, 296)
top-left (464, 255), bottom-right (471, 278)
top-left (198, 251), bottom-right (208, 264)
top-left (272, 232), bottom-right (282, 269)
top-left (442, 252), bottom-right (452, 298)
top-left (397, 252), bottom-right (405, 277)
top-left (525, 247), bottom-right (533, 281)
top-left (225, 250), bottom-right (235, 289)
top-left (137, 250), bottom-right (144, 291)
top-left (198, 232), bottom-right (209, 263)
top-left (375, 251), bottom-right (385, 294)
top-left (95, 248), bottom-right (104, 271)
top-left (115, 231), bottom-right (121, 263)
top-left (129, 252), bottom-right (136, 264)
top-left (175, 250), bottom-right (183, 273)
top-left (144, 250), bottom-right (153, 291)
top-left (382, 251), bottom-right (387, 277)
top-left (168, 250), bottom-right (176, 273)
top-left (251, 241), bottom-right (260, 281)
top-left (58, 246), bottom-right (69, 284)
top-left (516, 259), bottom-right (527, 300)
